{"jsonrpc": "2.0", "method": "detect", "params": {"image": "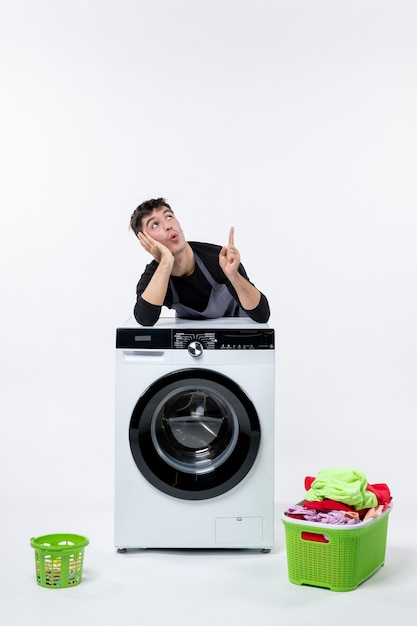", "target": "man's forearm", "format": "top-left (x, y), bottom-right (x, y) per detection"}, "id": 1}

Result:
top-left (140, 260), bottom-right (172, 306)
top-left (228, 273), bottom-right (261, 311)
